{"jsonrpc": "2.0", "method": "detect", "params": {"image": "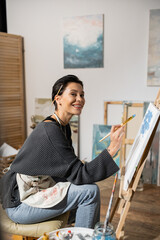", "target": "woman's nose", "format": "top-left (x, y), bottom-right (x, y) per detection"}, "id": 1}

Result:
top-left (76, 95), bottom-right (82, 101)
